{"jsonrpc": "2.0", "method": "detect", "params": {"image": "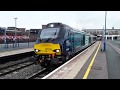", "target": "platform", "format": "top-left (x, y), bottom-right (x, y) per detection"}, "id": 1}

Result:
top-left (0, 48), bottom-right (33, 58)
top-left (42, 41), bottom-right (108, 79)
top-left (105, 40), bottom-right (120, 79)
top-left (75, 43), bottom-right (108, 79)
